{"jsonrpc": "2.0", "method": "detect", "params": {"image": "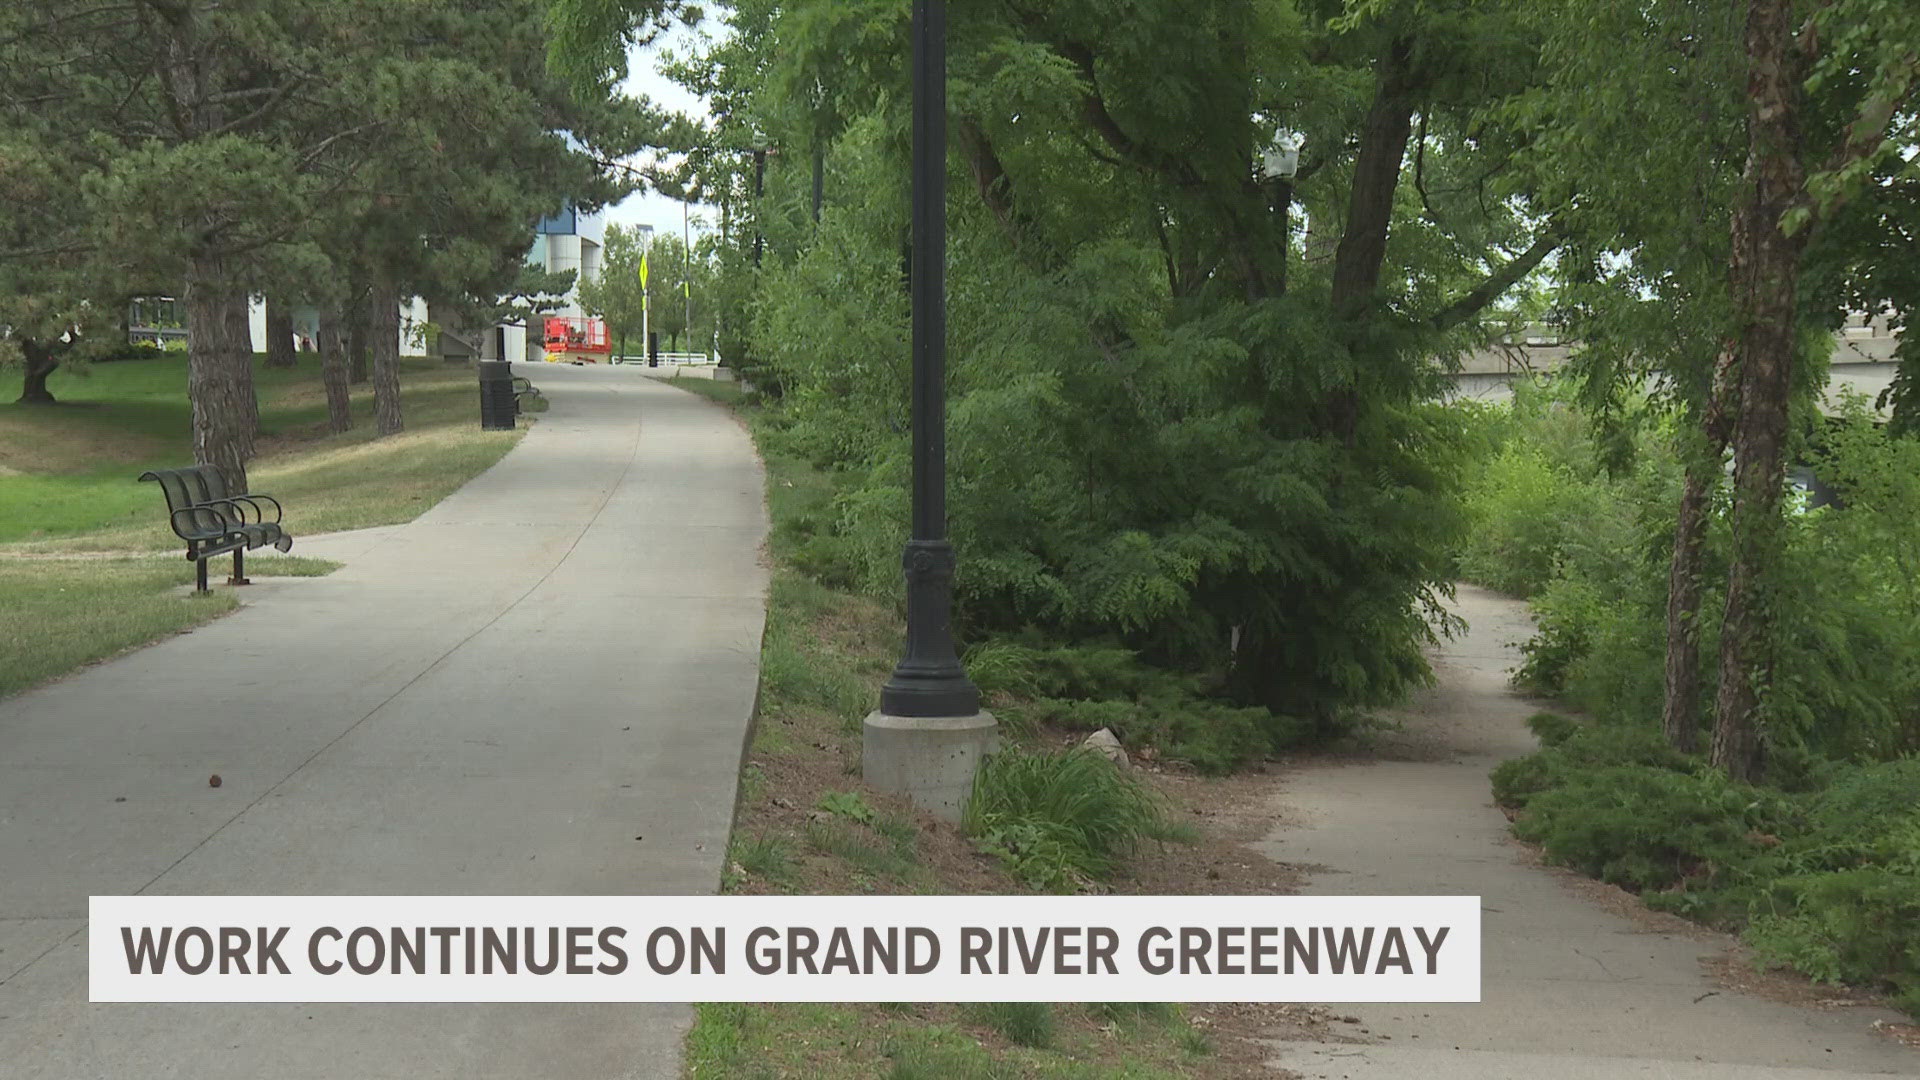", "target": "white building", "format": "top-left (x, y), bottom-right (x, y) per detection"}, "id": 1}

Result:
top-left (243, 298), bottom-right (430, 358)
top-left (479, 204), bottom-right (607, 361)
top-left (149, 207), bottom-right (607, 362)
